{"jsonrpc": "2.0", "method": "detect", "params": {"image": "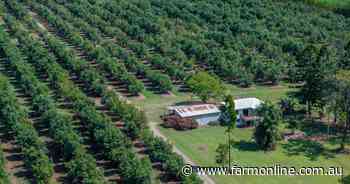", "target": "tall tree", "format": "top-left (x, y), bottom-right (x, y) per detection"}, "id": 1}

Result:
top-left (297, 44), bottom-right (336, 117)
top-left (340, 41), bottom-right (350, 69)
top-left (225, 95), bottom-right (237, 168)
top-left (334, 70), bottom-right (350, 151)
top-left (254, 102), bottom-right (281, 151)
